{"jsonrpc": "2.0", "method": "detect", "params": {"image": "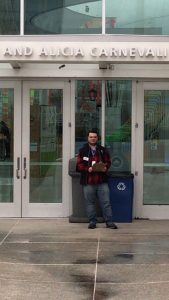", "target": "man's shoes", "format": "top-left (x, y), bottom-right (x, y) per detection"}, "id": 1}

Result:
top-left (88, 223), bottom-right (96, 229)
top-left (106, 222), bottom-right (118, 229)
